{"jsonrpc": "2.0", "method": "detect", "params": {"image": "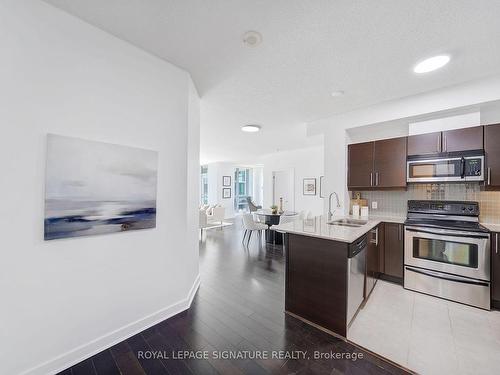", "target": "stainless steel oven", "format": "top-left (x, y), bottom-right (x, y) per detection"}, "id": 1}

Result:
top-left (404, 200), bottom-right (491, 310)
top-left (407, 154), bottom-right (484, 183)
top-left (405, 226), bottom-right (490, 281)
